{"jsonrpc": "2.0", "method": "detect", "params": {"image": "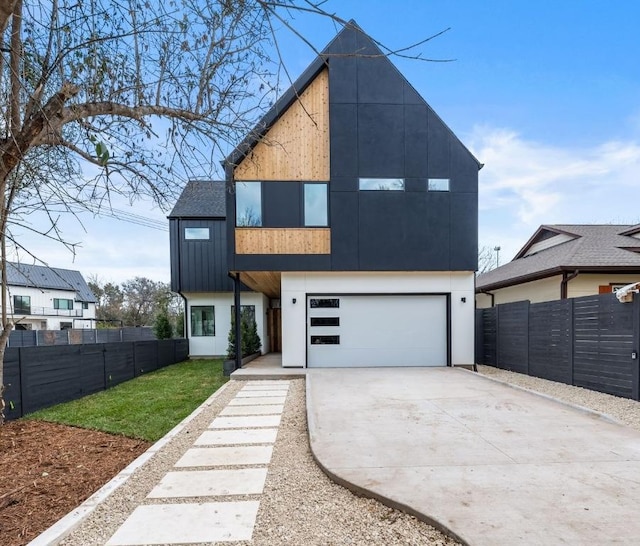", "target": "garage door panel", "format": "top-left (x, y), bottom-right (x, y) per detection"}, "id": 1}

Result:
top-left (307, 295), bottom-right (447, 368)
